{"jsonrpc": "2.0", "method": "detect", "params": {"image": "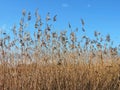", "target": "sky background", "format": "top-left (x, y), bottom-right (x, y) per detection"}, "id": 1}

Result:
top-left (0, 0), bottom-right (120, 46)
